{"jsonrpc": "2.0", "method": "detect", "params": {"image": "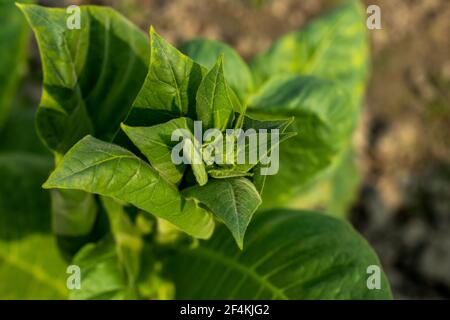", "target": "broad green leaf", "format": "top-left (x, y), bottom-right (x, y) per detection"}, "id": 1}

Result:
top-left (248, 75), bottom-right (354, 208)
top-left (251, 0), bottom-right (369, 106)
top-left (290, 147), bottom-right (361, 218)
top-left (0, 0), bottom-right (31, 128)
top-left (19, 4), bottom-right (150, 154)
top-left (0, 153), bottom-right (68, 299)
top-left (129, 27), bottom-right (205, 122)
top-left (181, 38), bottom-right (254, 101)
top-left (184, 178), bottom-right (262, 249)
top-left (121, 118), bottom-right (194, 185)
top-left (101, 197), bottom-right (143, 285)
top-left (163, 209), bottom-right (392, 299)
top-left (43, 135), bottom-right (214, 239)
top-left (196, 56), bottom-right (234, 131)
top-left (69, 236), bottom-right (137, 300)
